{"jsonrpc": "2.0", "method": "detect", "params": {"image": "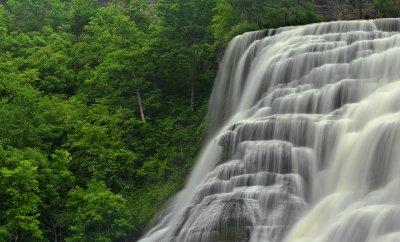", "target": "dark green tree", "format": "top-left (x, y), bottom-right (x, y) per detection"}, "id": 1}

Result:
top-left (0, 149), bottom-right (42, 241)
top-left (374, 0), bottom-right (400, 17)
top-left (65, 180), bottom-right (131, 242)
